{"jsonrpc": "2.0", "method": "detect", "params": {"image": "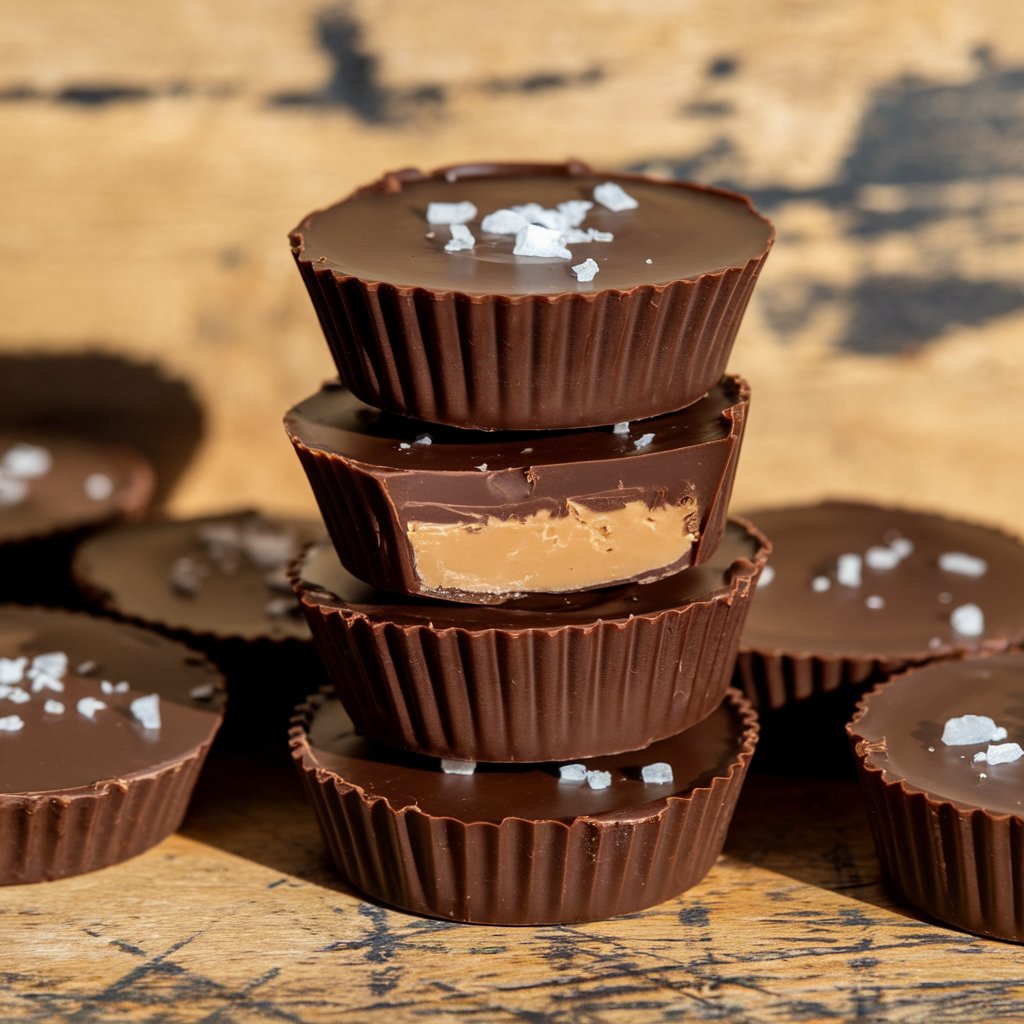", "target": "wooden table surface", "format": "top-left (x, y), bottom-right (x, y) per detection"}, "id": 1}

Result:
top-left (4, 738), bottom-right (1022, 1024)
